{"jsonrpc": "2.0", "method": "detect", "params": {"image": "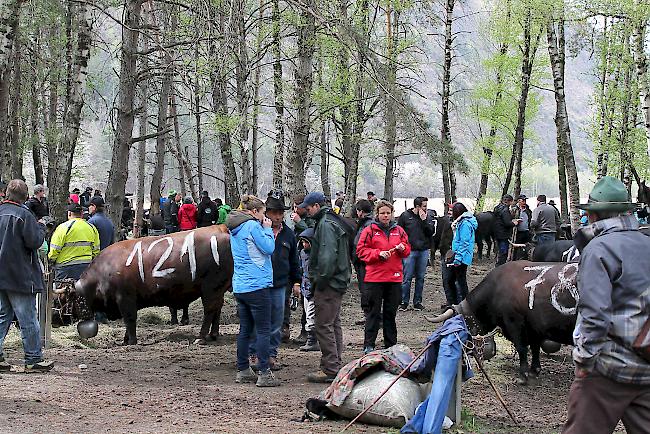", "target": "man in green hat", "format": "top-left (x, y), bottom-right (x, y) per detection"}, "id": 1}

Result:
top-left (564, 176), bottom-right (650, 433)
